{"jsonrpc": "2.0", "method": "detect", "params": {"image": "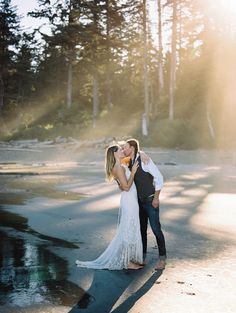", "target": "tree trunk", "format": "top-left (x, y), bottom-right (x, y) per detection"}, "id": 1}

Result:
top-left (143, 0), bottom-right (149, 135)
top-left (106, 70), bottom-right (112, 108)
top-left (67, 61), bottom-right (72, 109)
top-left (150, 82), bottom-right (154, 115)
top-left (66, 0), bottom-right (77, 110)
top-left (206, 99), bottom-right (215, 139)
top-left (178, 2), bottom-right (183, 68)
top-left (106, 0), bottom-right (112, 108)
top-left (0, 74), bottom-right (4, 111)
top-left (157, 0), bottom-right (164, 91)
top-left (93, 73), bottom-right (99, 128)
top-left (169, 0), bottom-right (177, 121)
